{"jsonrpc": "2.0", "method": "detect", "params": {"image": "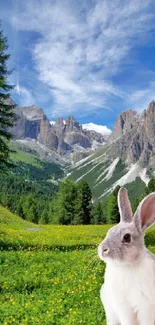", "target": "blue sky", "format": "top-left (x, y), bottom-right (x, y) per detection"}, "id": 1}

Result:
top-left (0, 0), bottom-right (155, 130)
